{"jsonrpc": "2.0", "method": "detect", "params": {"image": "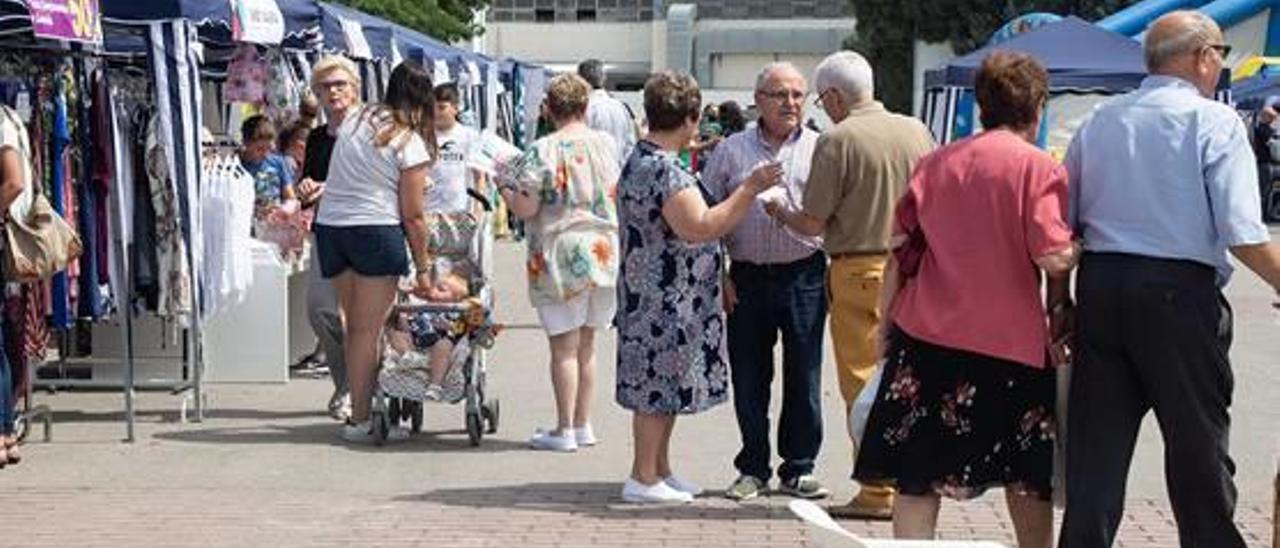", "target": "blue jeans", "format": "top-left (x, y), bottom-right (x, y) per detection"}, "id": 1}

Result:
top-left (728, 252), bottom-right (827, 483)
